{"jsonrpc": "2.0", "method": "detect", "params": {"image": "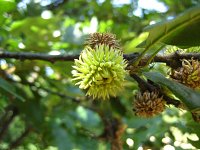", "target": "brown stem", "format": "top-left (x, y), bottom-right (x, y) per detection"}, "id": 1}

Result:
top-left (130, 74), bottom-right (181, 107)
top-left (140, 52), bottom-right (200, 68)
top-left (130, 73), bottom-right (156, 92)
top-left (98, 112), bottom-right (125, 150)
top-left (0, 51), bottom-right (199, 67)
top-left (39, 86), bottom-right (81, 103)
top-left (162, 94), bottom-right (181, 107)
top-left (0, 51), bottom-right (79, 63)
